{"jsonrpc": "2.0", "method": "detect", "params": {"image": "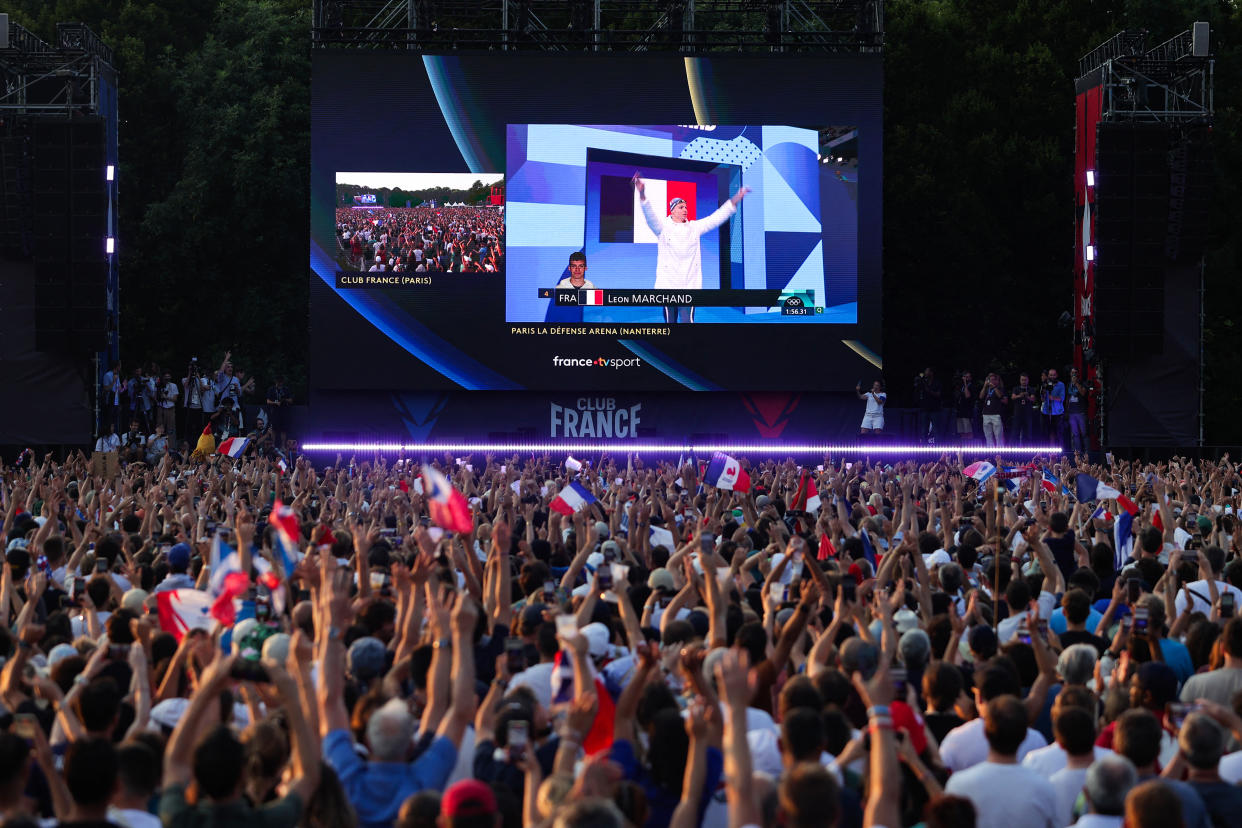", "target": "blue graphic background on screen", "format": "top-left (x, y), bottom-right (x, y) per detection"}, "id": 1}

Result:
top-left (505, 124), bottom-right (856, 324)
